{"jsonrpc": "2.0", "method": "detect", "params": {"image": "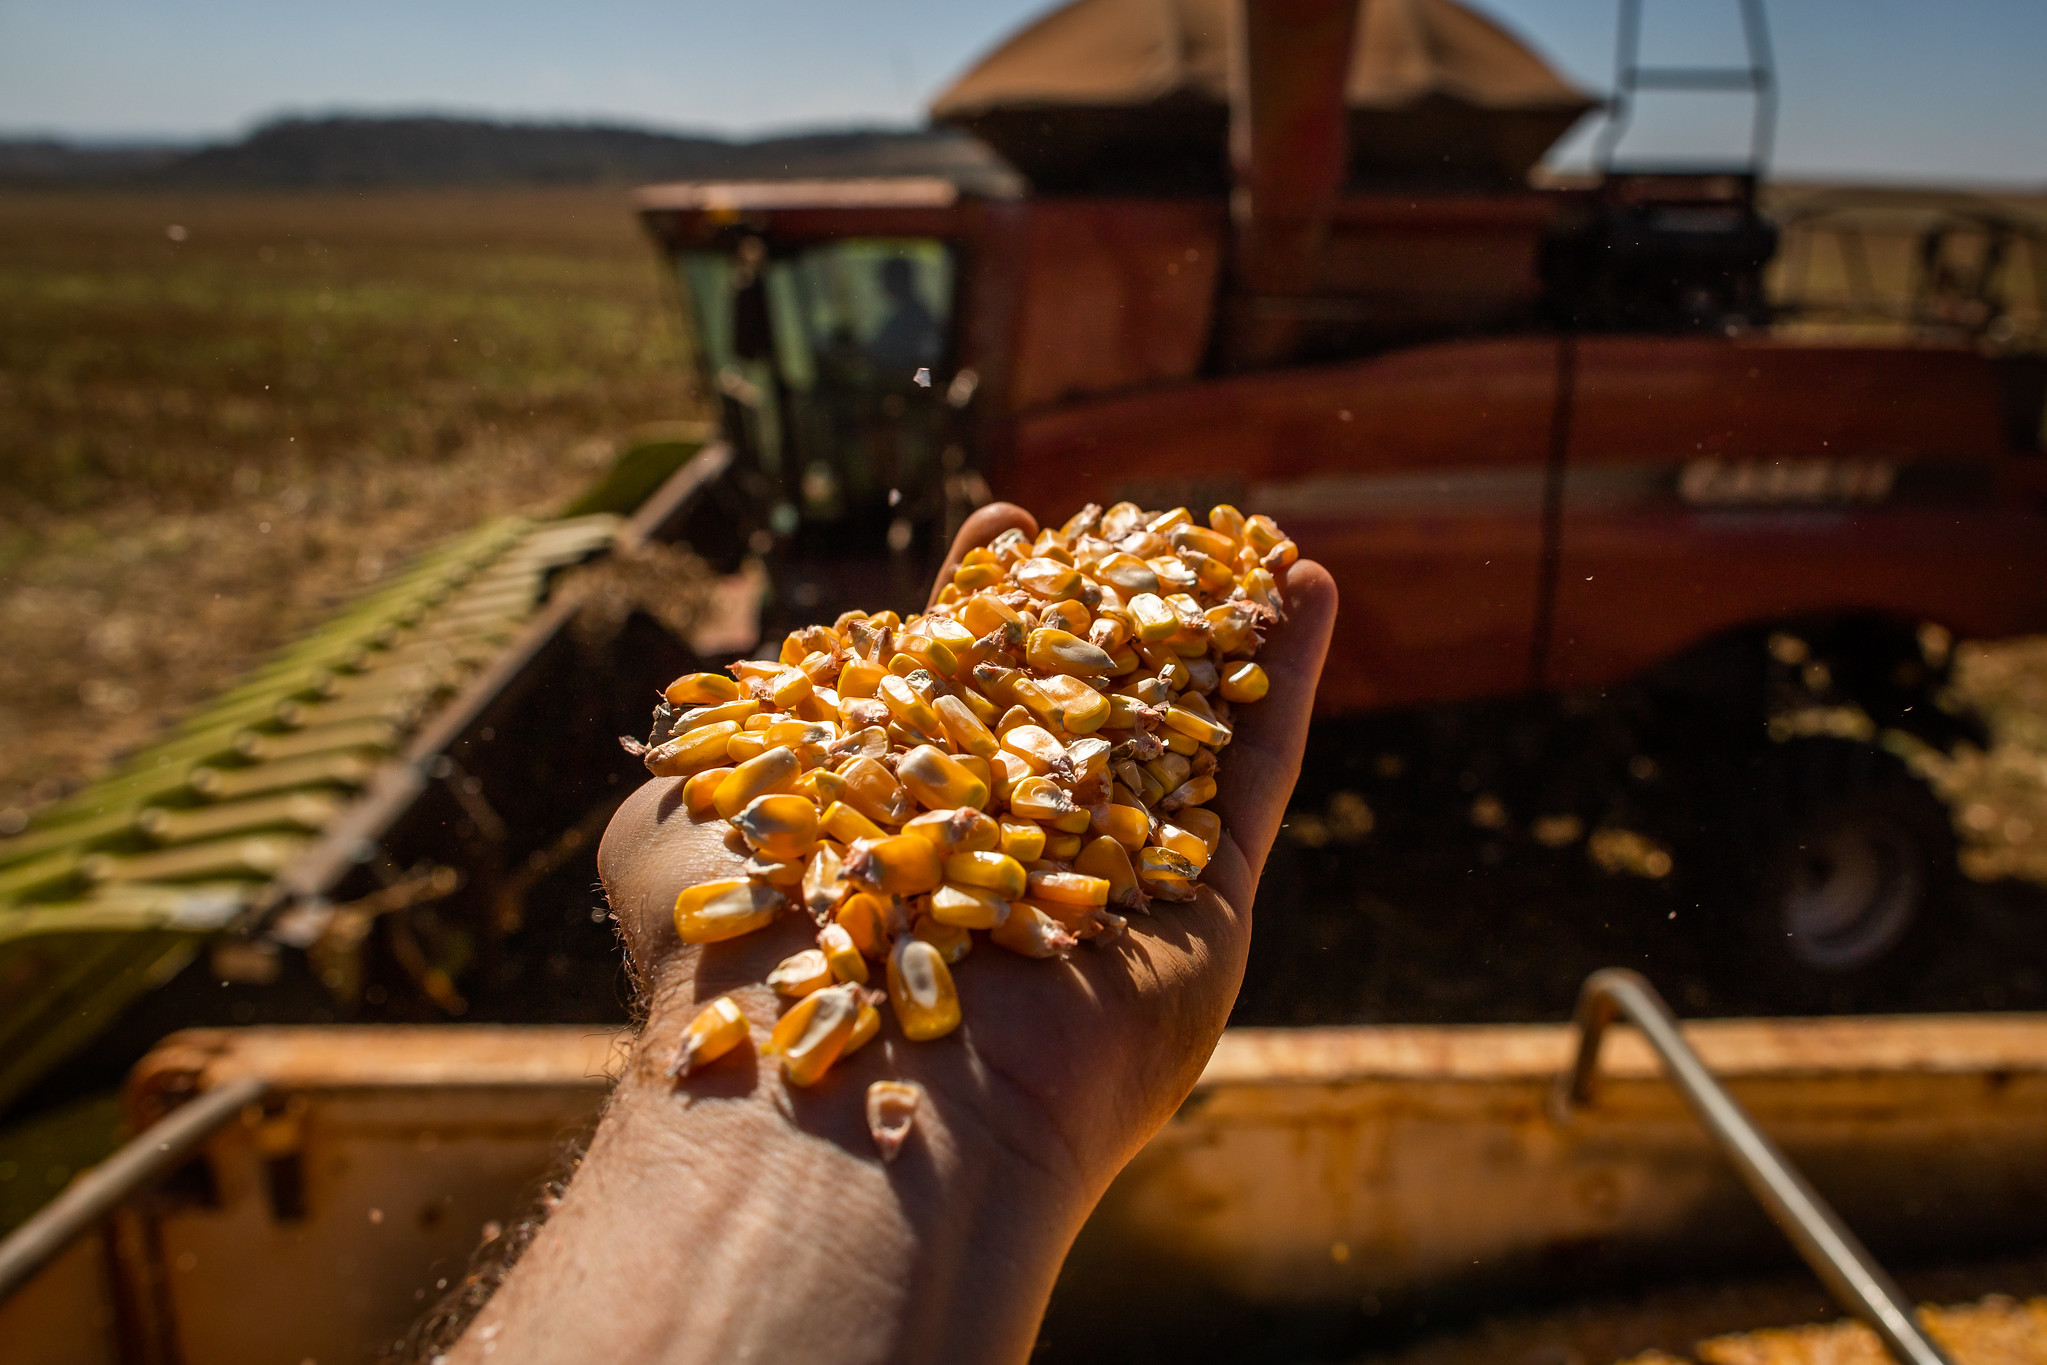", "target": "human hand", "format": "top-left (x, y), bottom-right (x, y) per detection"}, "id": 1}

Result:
top-left (597, 501), bottom-right (1337, 1197)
